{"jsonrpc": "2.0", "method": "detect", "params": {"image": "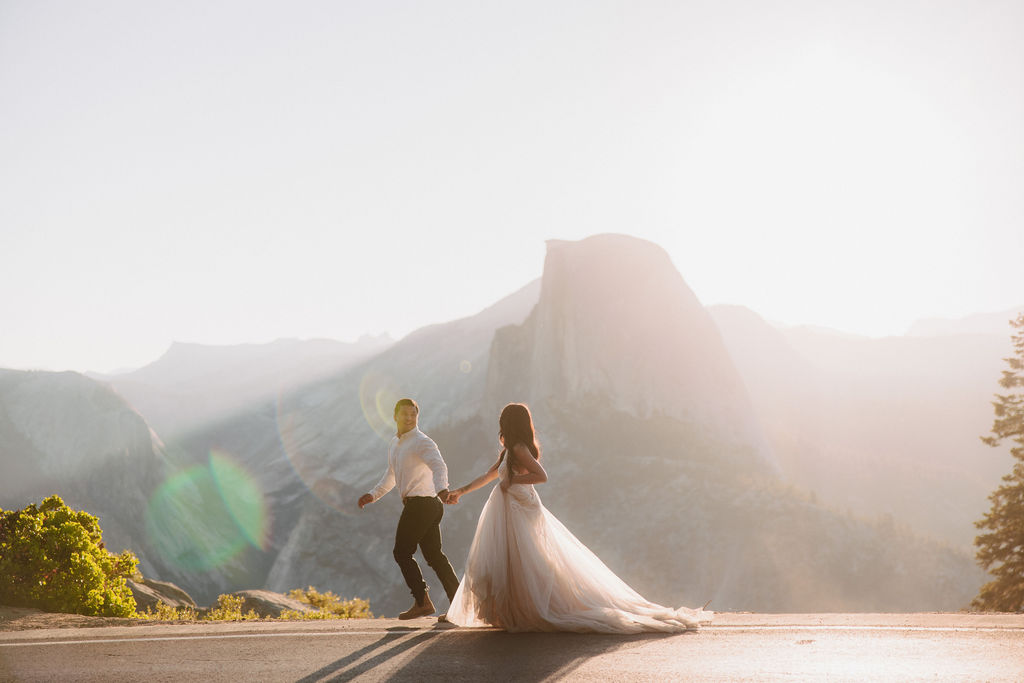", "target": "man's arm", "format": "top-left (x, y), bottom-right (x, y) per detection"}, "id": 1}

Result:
top-left (420, 439), bottom-right (450, 501)
top-left (359, 451), bottom-right (396, 509)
